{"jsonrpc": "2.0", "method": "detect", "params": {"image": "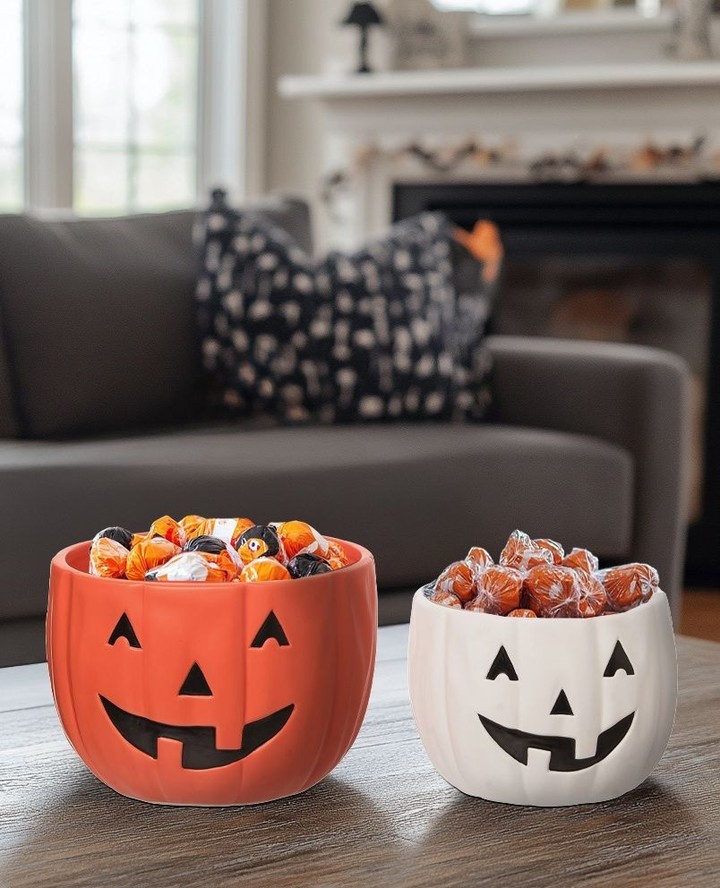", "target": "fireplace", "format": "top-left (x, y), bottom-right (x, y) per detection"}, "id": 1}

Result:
top-left (393, 182), bottom-right (720, 584)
